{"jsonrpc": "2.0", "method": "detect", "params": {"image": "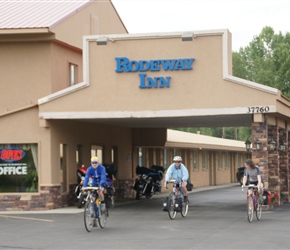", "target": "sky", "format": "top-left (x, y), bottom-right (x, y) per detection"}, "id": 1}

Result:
top-left (112, 0), bottom-right (290, 51)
